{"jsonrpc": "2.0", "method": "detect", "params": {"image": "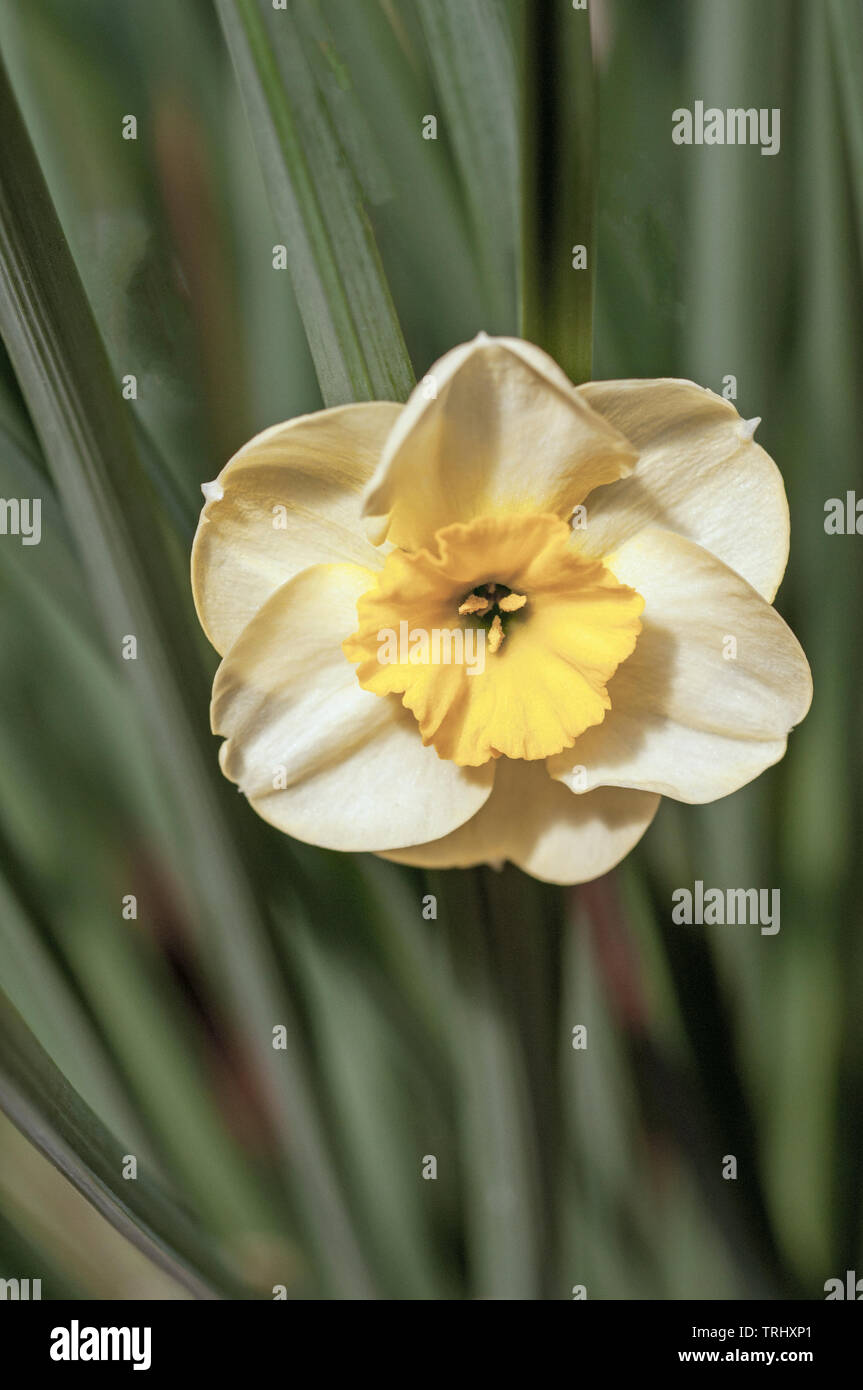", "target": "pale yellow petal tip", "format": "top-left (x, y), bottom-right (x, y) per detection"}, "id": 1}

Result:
top-left (740, 416), bottom-right (761, 440)
top-left (201, 480), bottom-right (224, 503)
